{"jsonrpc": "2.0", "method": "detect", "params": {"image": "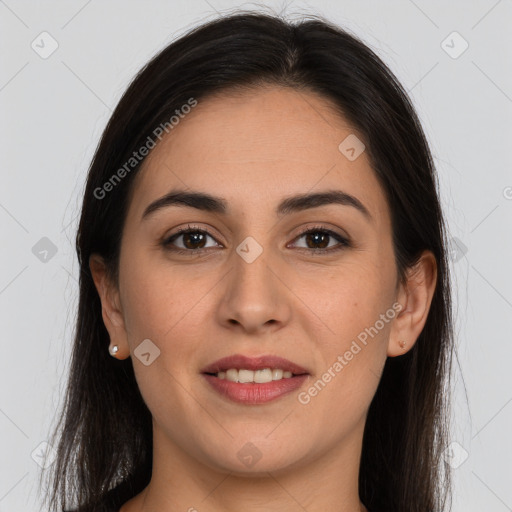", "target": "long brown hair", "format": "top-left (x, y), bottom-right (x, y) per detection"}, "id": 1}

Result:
top-left (42, 11), bottom-right (455, 512)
